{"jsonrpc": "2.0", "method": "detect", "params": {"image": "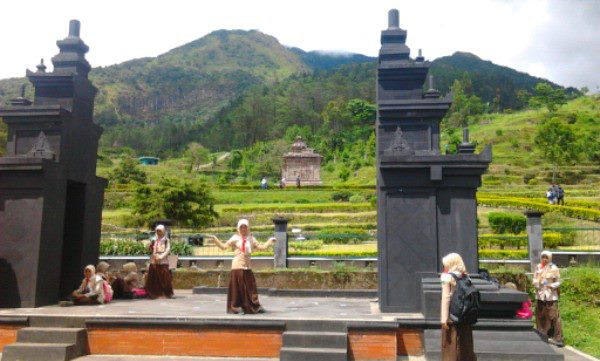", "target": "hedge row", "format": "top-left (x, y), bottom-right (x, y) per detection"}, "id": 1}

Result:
top-left (478, 232), bottom-right (575, 249)
top-left (99, 240), bottom-right (193, 256)
top-left (478, 249), bottom-right (528, 259)
top-left (214, 184), bottom-right (375, 191)
top-left (478, 196), bottom-right (600, 222)
top-left (289, 240), bottom-right (323, 251)
top-left (218, 202), bottom-right (374, 213)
